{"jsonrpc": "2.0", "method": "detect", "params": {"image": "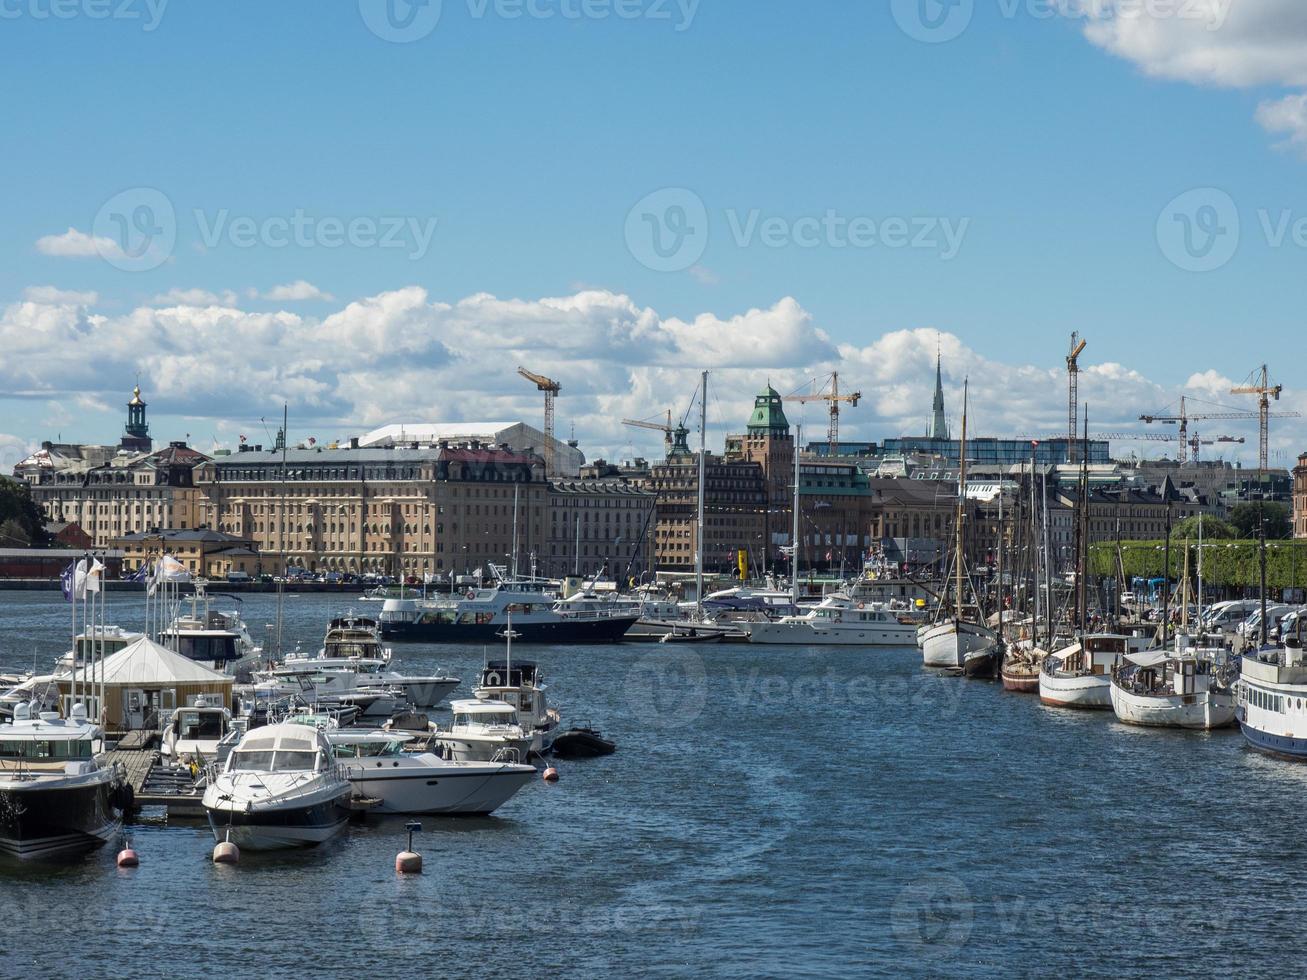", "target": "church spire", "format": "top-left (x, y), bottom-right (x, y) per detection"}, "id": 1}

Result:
top-left (927, 348), bottom-right (949, 440)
